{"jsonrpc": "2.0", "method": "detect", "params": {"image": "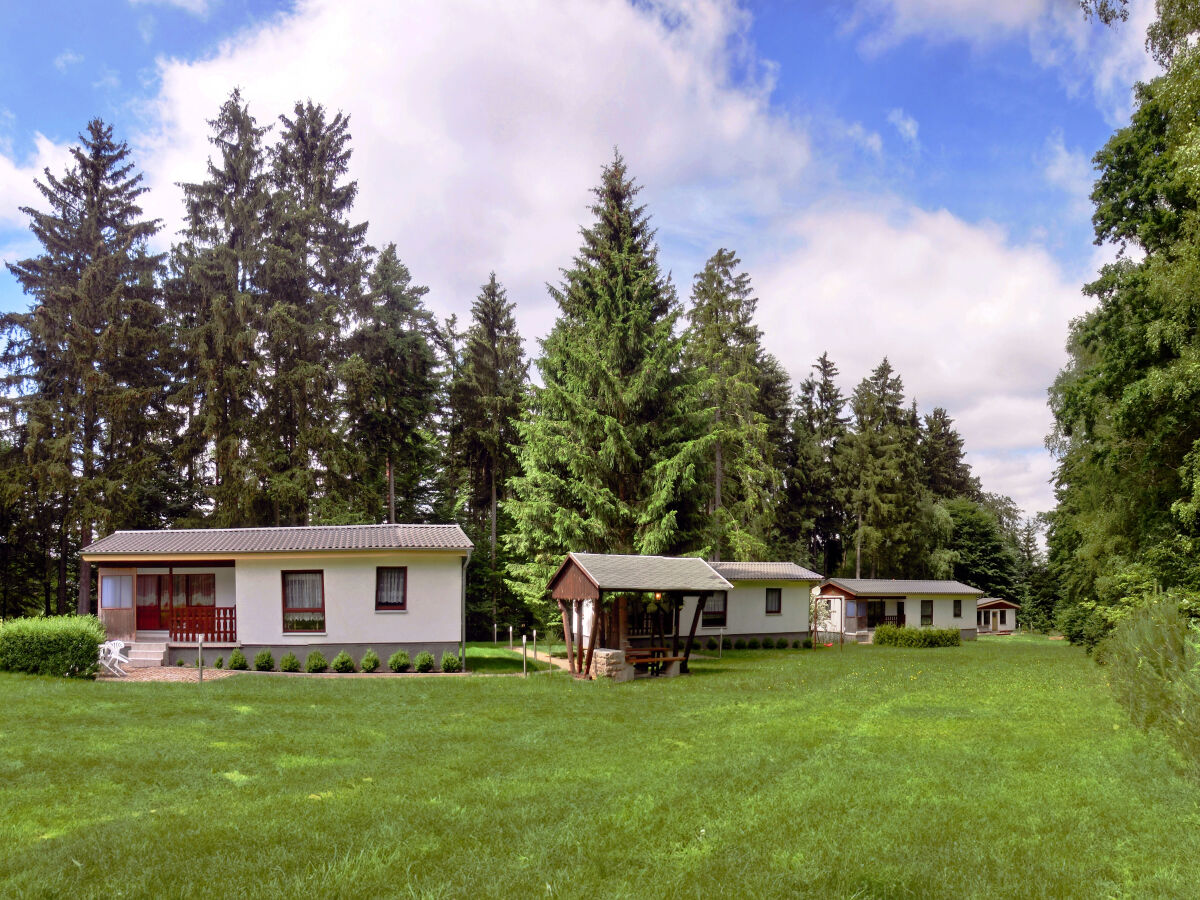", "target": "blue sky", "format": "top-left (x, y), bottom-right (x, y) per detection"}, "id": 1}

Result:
top-left (0, 0), bottom-right (1162, 517)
